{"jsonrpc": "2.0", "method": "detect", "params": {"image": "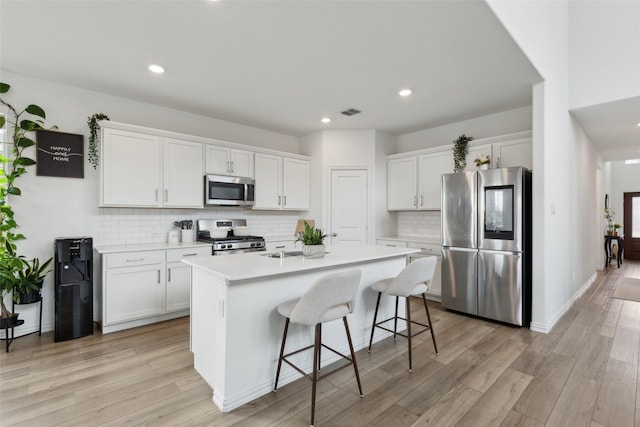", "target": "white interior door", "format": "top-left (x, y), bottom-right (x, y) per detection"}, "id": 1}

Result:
top-left (330, 169), bottom-right (368, 245)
